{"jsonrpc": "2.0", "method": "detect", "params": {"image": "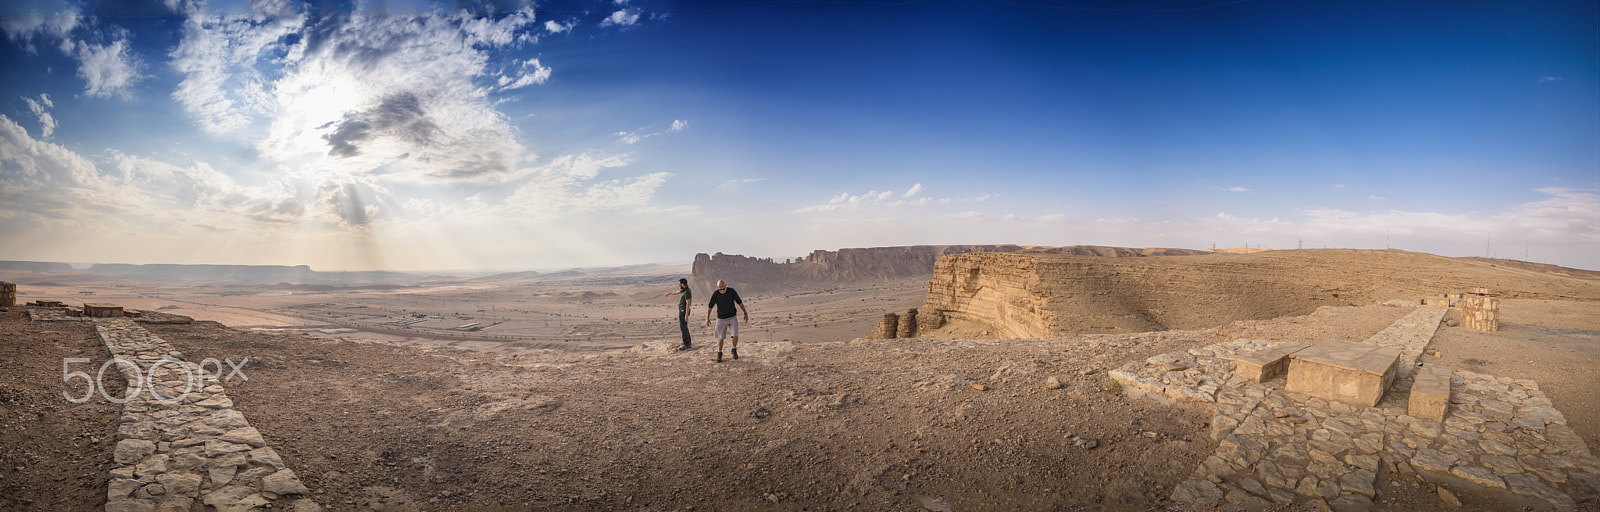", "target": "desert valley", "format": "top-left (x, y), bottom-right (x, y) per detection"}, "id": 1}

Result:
top-left (1, 246), bottom-right (1597, 511)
